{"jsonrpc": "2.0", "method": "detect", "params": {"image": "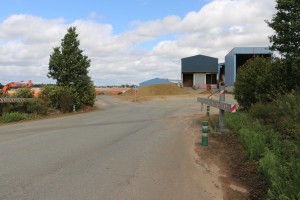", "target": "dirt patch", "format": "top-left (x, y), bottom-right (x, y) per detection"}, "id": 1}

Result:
top-left (95, 87), bottom-right (130, 95)
top-left (122, 84), bottom-right (188, 97)
top-left (195, 130), bottom-right (268, 200)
